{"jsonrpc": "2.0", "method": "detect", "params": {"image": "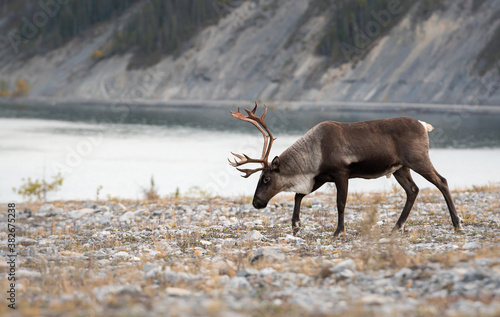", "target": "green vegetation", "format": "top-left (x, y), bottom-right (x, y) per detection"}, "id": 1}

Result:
top-left (3, 0), bottom-right (238, 67)
top-left (45, 0), bottom-right (139, 46)
top-left (0, 80), bottom-right (9, 97)
top-left (96, 185), bottom-right (104, 201)
top-left (142, 175), bottom-right (160, 201)
top-left (14, 78), bottom-right (30, 97)
top-left (2, 0), bottom-right (455, 69)
top-left (4, 0), bottom-right (140, 55)
top-left (13, 173), bottom-right (64, 201)
top-left (112, 0), bottom-right (237, 69)
top-left (0, 78), bottom-right (30, 97)
top-left (314, 0), bottom-right (445, 64)
top-left (315, 0), bottom-right (416, 63)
